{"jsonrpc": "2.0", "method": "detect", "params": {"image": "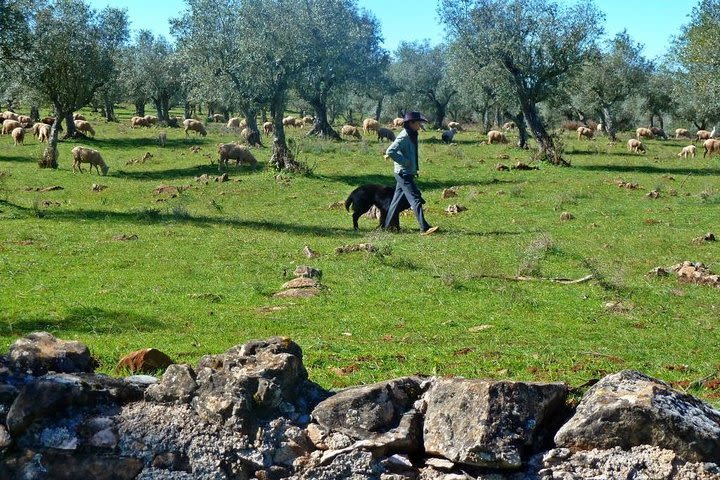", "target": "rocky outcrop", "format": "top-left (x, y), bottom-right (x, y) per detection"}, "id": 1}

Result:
top-left (1, 333), bottom-right (719, 480)
top-left (7, 331), bottom-right (95, 375)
